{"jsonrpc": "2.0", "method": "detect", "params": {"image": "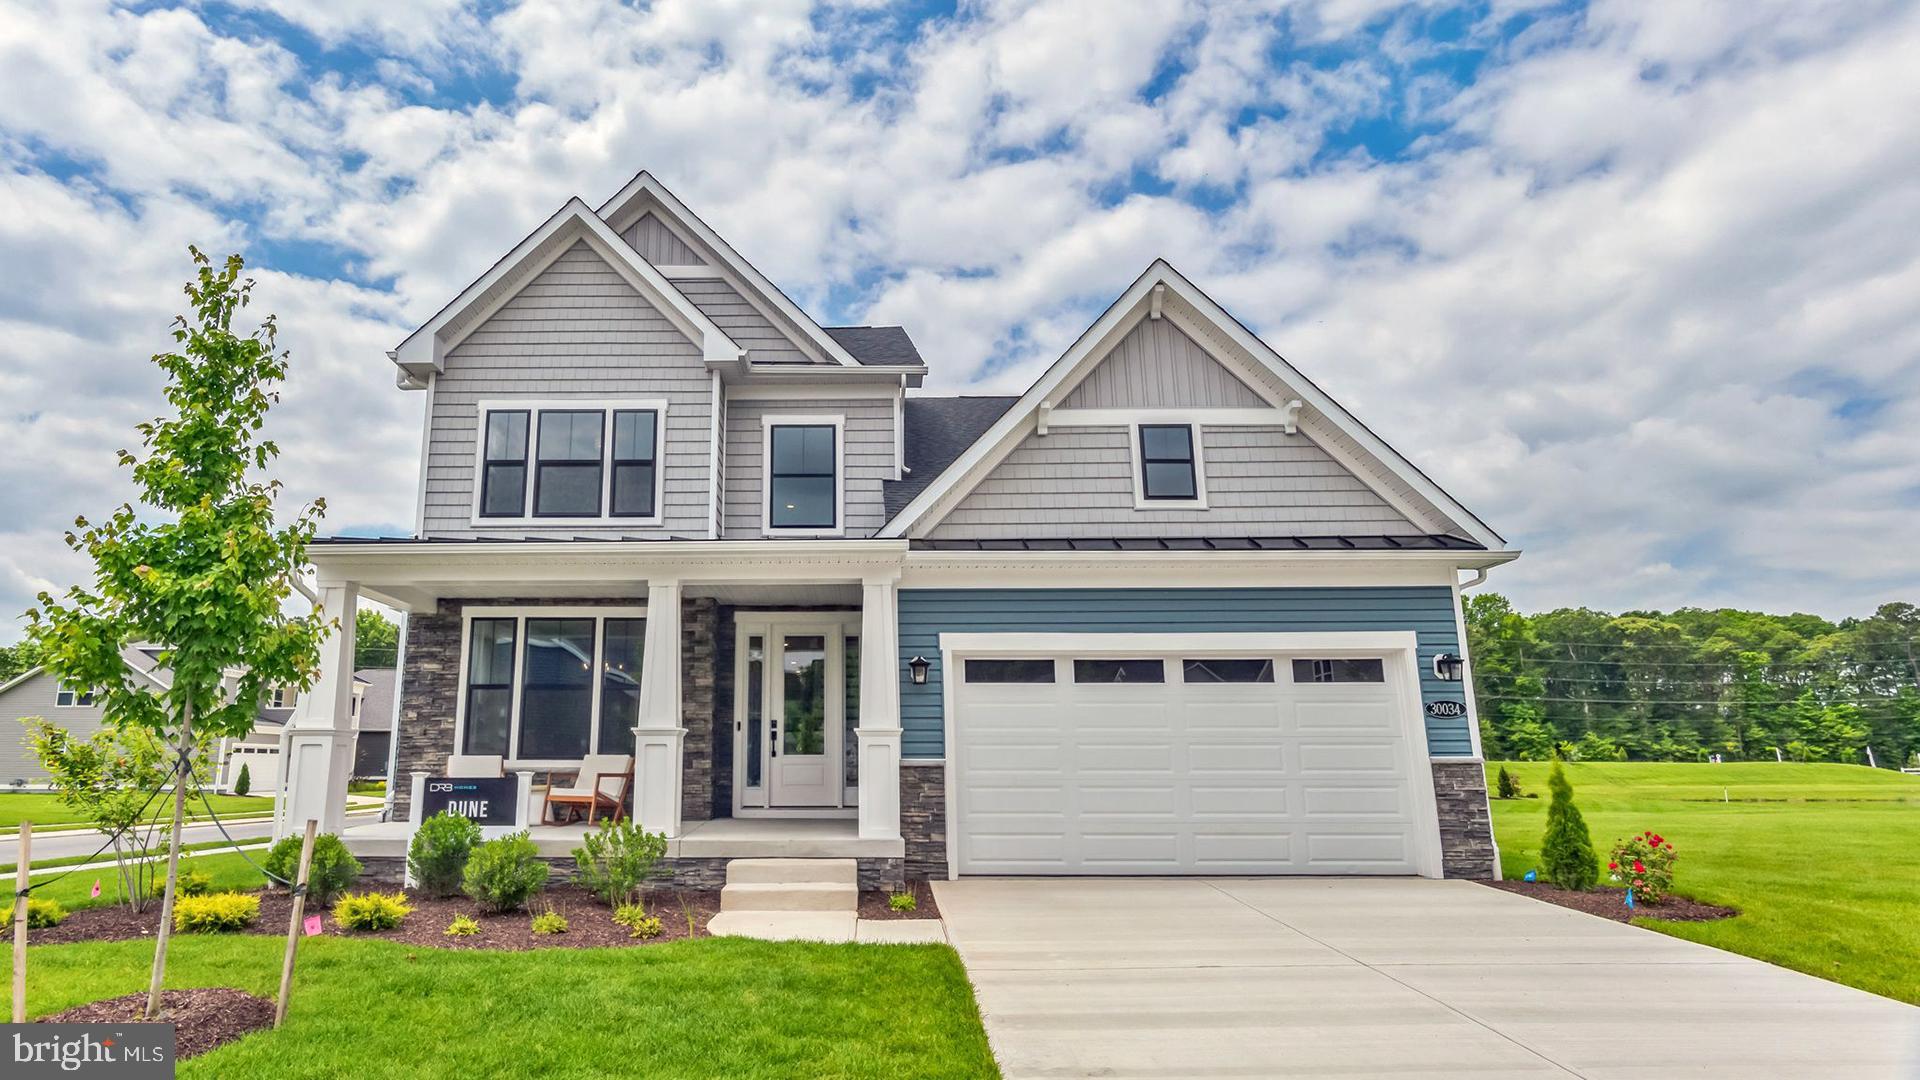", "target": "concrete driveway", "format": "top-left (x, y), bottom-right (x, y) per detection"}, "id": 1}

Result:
top-left (933, 878), bottom-right (1920, 1079)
